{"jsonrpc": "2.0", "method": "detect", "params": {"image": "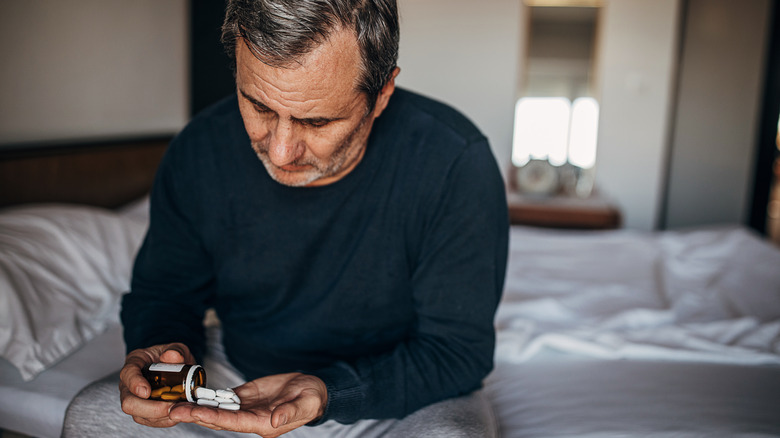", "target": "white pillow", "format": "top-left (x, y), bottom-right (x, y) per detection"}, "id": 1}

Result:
top-left (0, 203), bottom-right (147, 381)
